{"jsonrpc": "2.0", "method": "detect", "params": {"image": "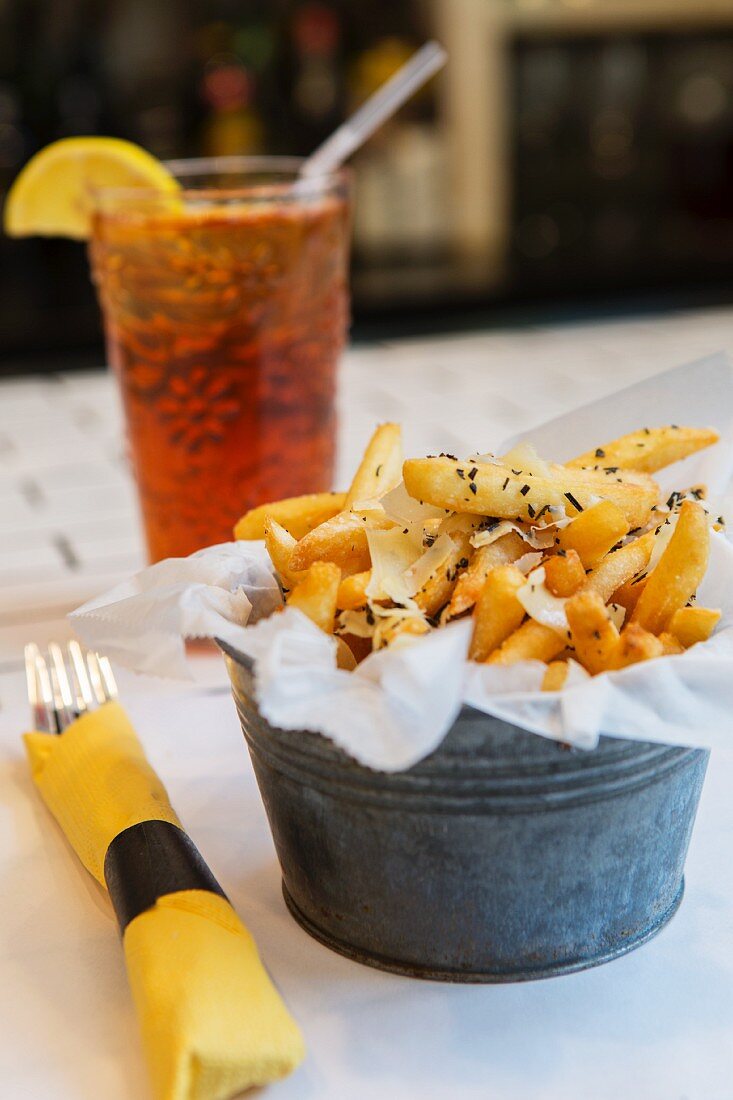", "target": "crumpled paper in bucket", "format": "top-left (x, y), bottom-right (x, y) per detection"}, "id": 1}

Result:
top-left (71, 352), bottom-right (733, 770)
